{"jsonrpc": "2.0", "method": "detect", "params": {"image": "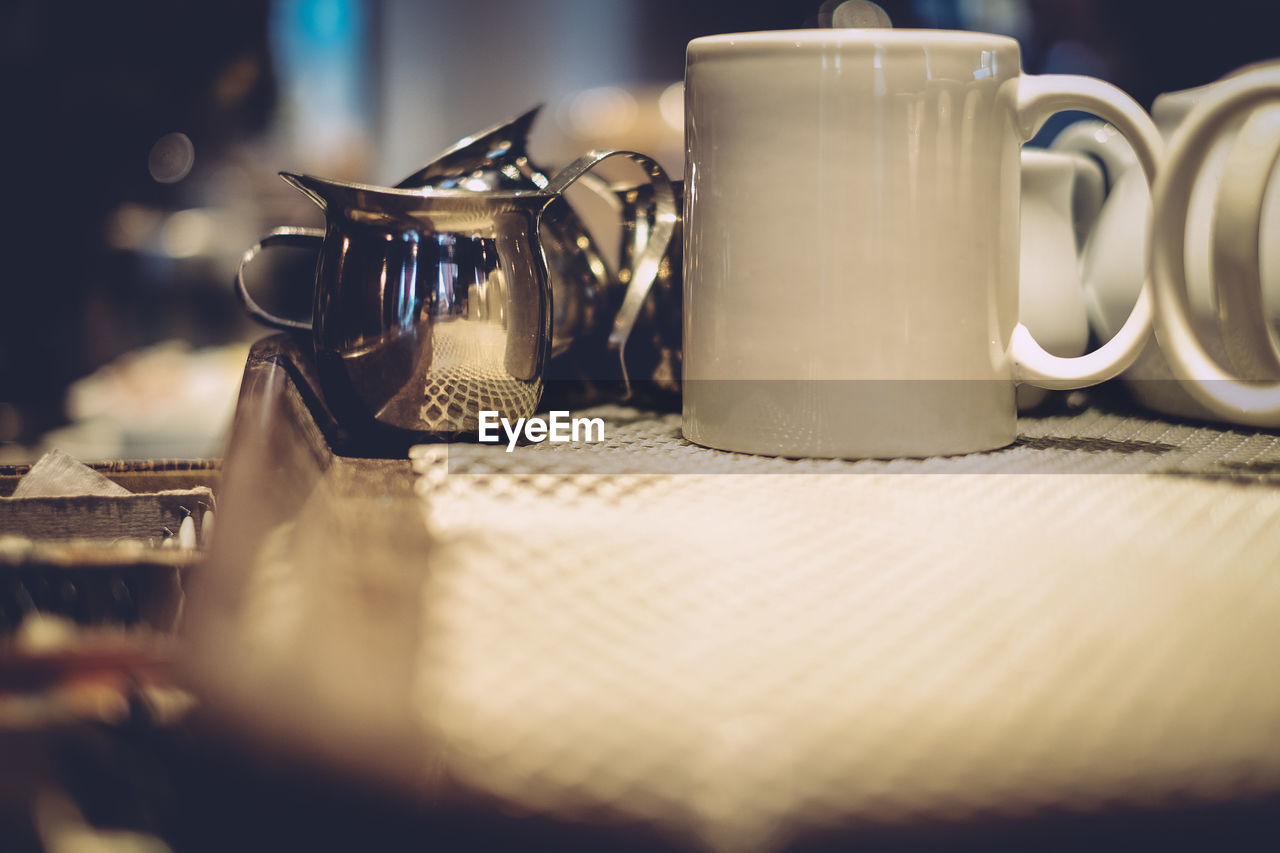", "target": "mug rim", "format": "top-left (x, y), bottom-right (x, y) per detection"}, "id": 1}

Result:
top-left (688, 28), bottom-right (1021, 57)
